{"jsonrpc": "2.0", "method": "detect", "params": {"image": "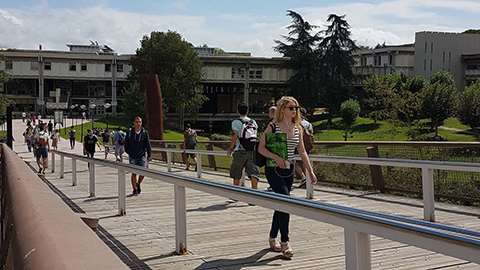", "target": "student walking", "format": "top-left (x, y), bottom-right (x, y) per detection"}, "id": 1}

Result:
top-left (101, 129), bottom-right (112, 159)
top-left (51, 129), bottom-right (60, 151)
top-left (69, 126), bottom-right (76, 149)
top-left (296, 107), bottom-right (314, 188)
top-left (125, 117), bottom-right (152, 196)
top-left (47, 120), bottom-right (53, 136)
top-left (113, 127), bottom-right (126, 162)
top-left (265, 106), bottom-right (276, 192)
top-left (226, 103), bottom-right (260, 189)
top-left (83, 129), bottom-right (102, 158)
top-left (258, 96), bottom-right (317, 258)
top-left (35, 126), bottom-right (50, 174)
top-left (183, 123), bottom-right (197, 170)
